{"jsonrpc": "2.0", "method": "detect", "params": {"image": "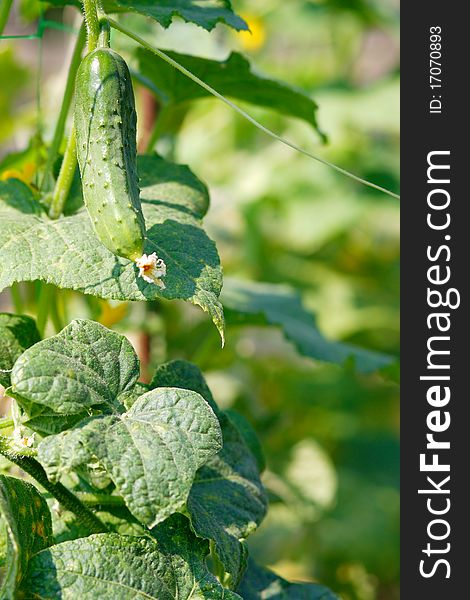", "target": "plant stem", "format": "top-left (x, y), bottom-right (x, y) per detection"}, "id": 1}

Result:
top-left (0, 0), bottom-right (13, 36)
top-left (108, 17), bottom-right (400, 200)
top-left (36, 283), bottom-right (53, 336)
top-left (10, 283), bottom-right (24, 314)
top-left (0, 437), bottom-right (108, 534)
top-left (11, 398), bottom-right (22, 435)
top-left (82, 0), bottom-right (100, 52)
top-left (76, 492), bottom-right (125, 507)
top-left (41, 22), bottom-right (86, 193)
top-left (49, 288), bottom-right (65, 332)
top-left (49, 2), bottom-right (110, 219)
top-left (42, 9), bottom-right (117, 220)
top-left (48, 128), bottom-right (76, 219)
top-left (97, 0), bottom-right (110, 48)
top-left (0, 419), bottom-right (14, 431)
